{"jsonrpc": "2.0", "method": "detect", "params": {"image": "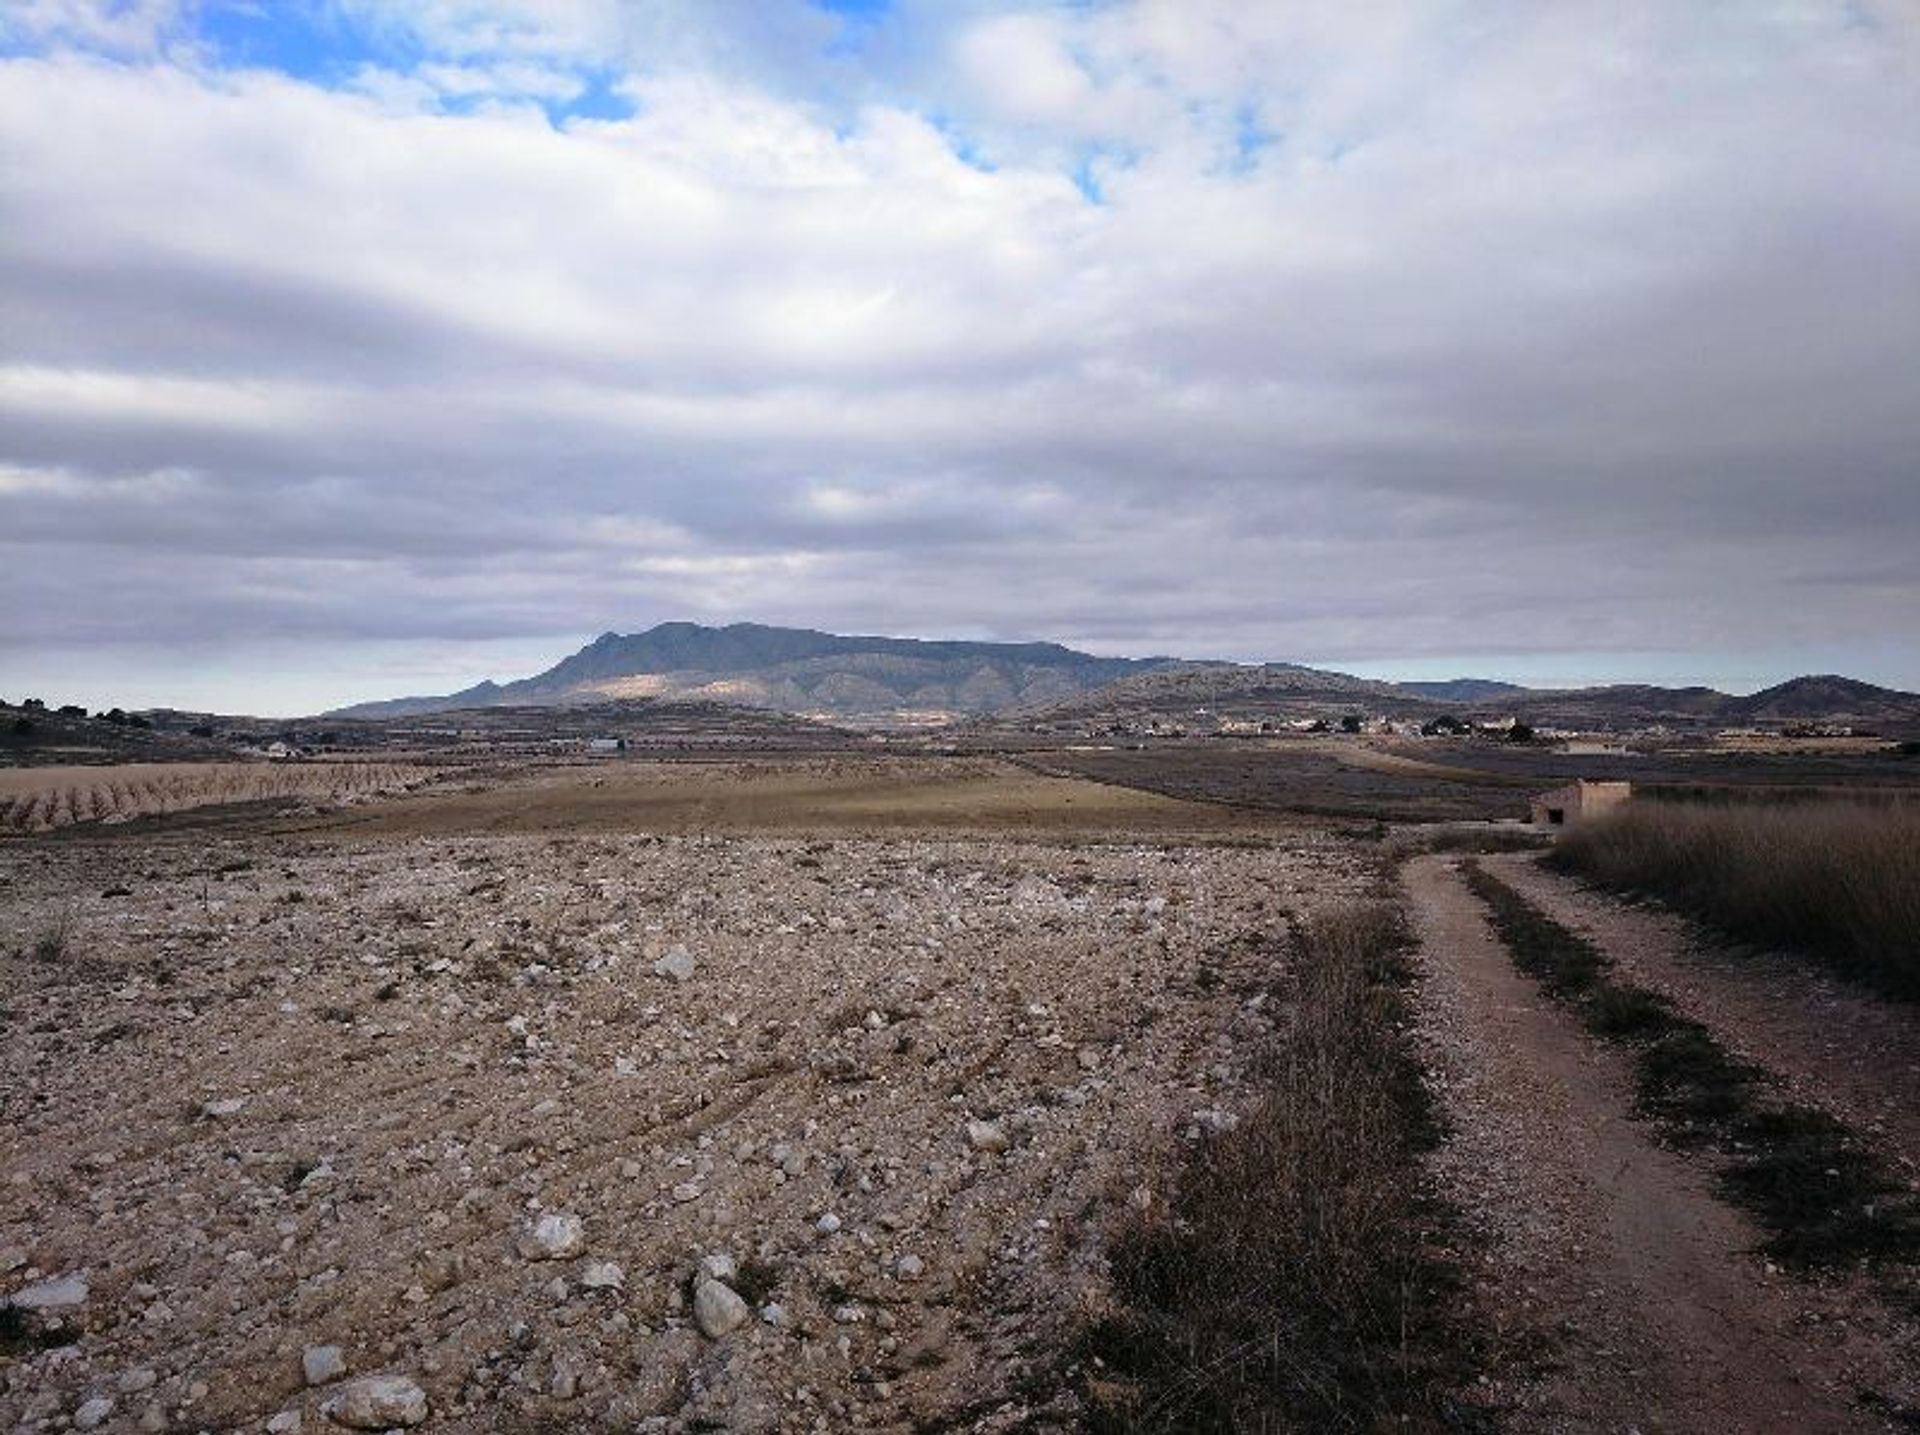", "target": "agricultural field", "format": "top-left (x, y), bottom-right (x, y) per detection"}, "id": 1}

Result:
top-left (0, 764), bottom-right (429, 836)
top-left (4, 750), bottom-right (1920, 1432)
top-left (1033, 736), bottom-right (1920, 825)
top-left (0, 757), bottom-right (1392, 1432)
